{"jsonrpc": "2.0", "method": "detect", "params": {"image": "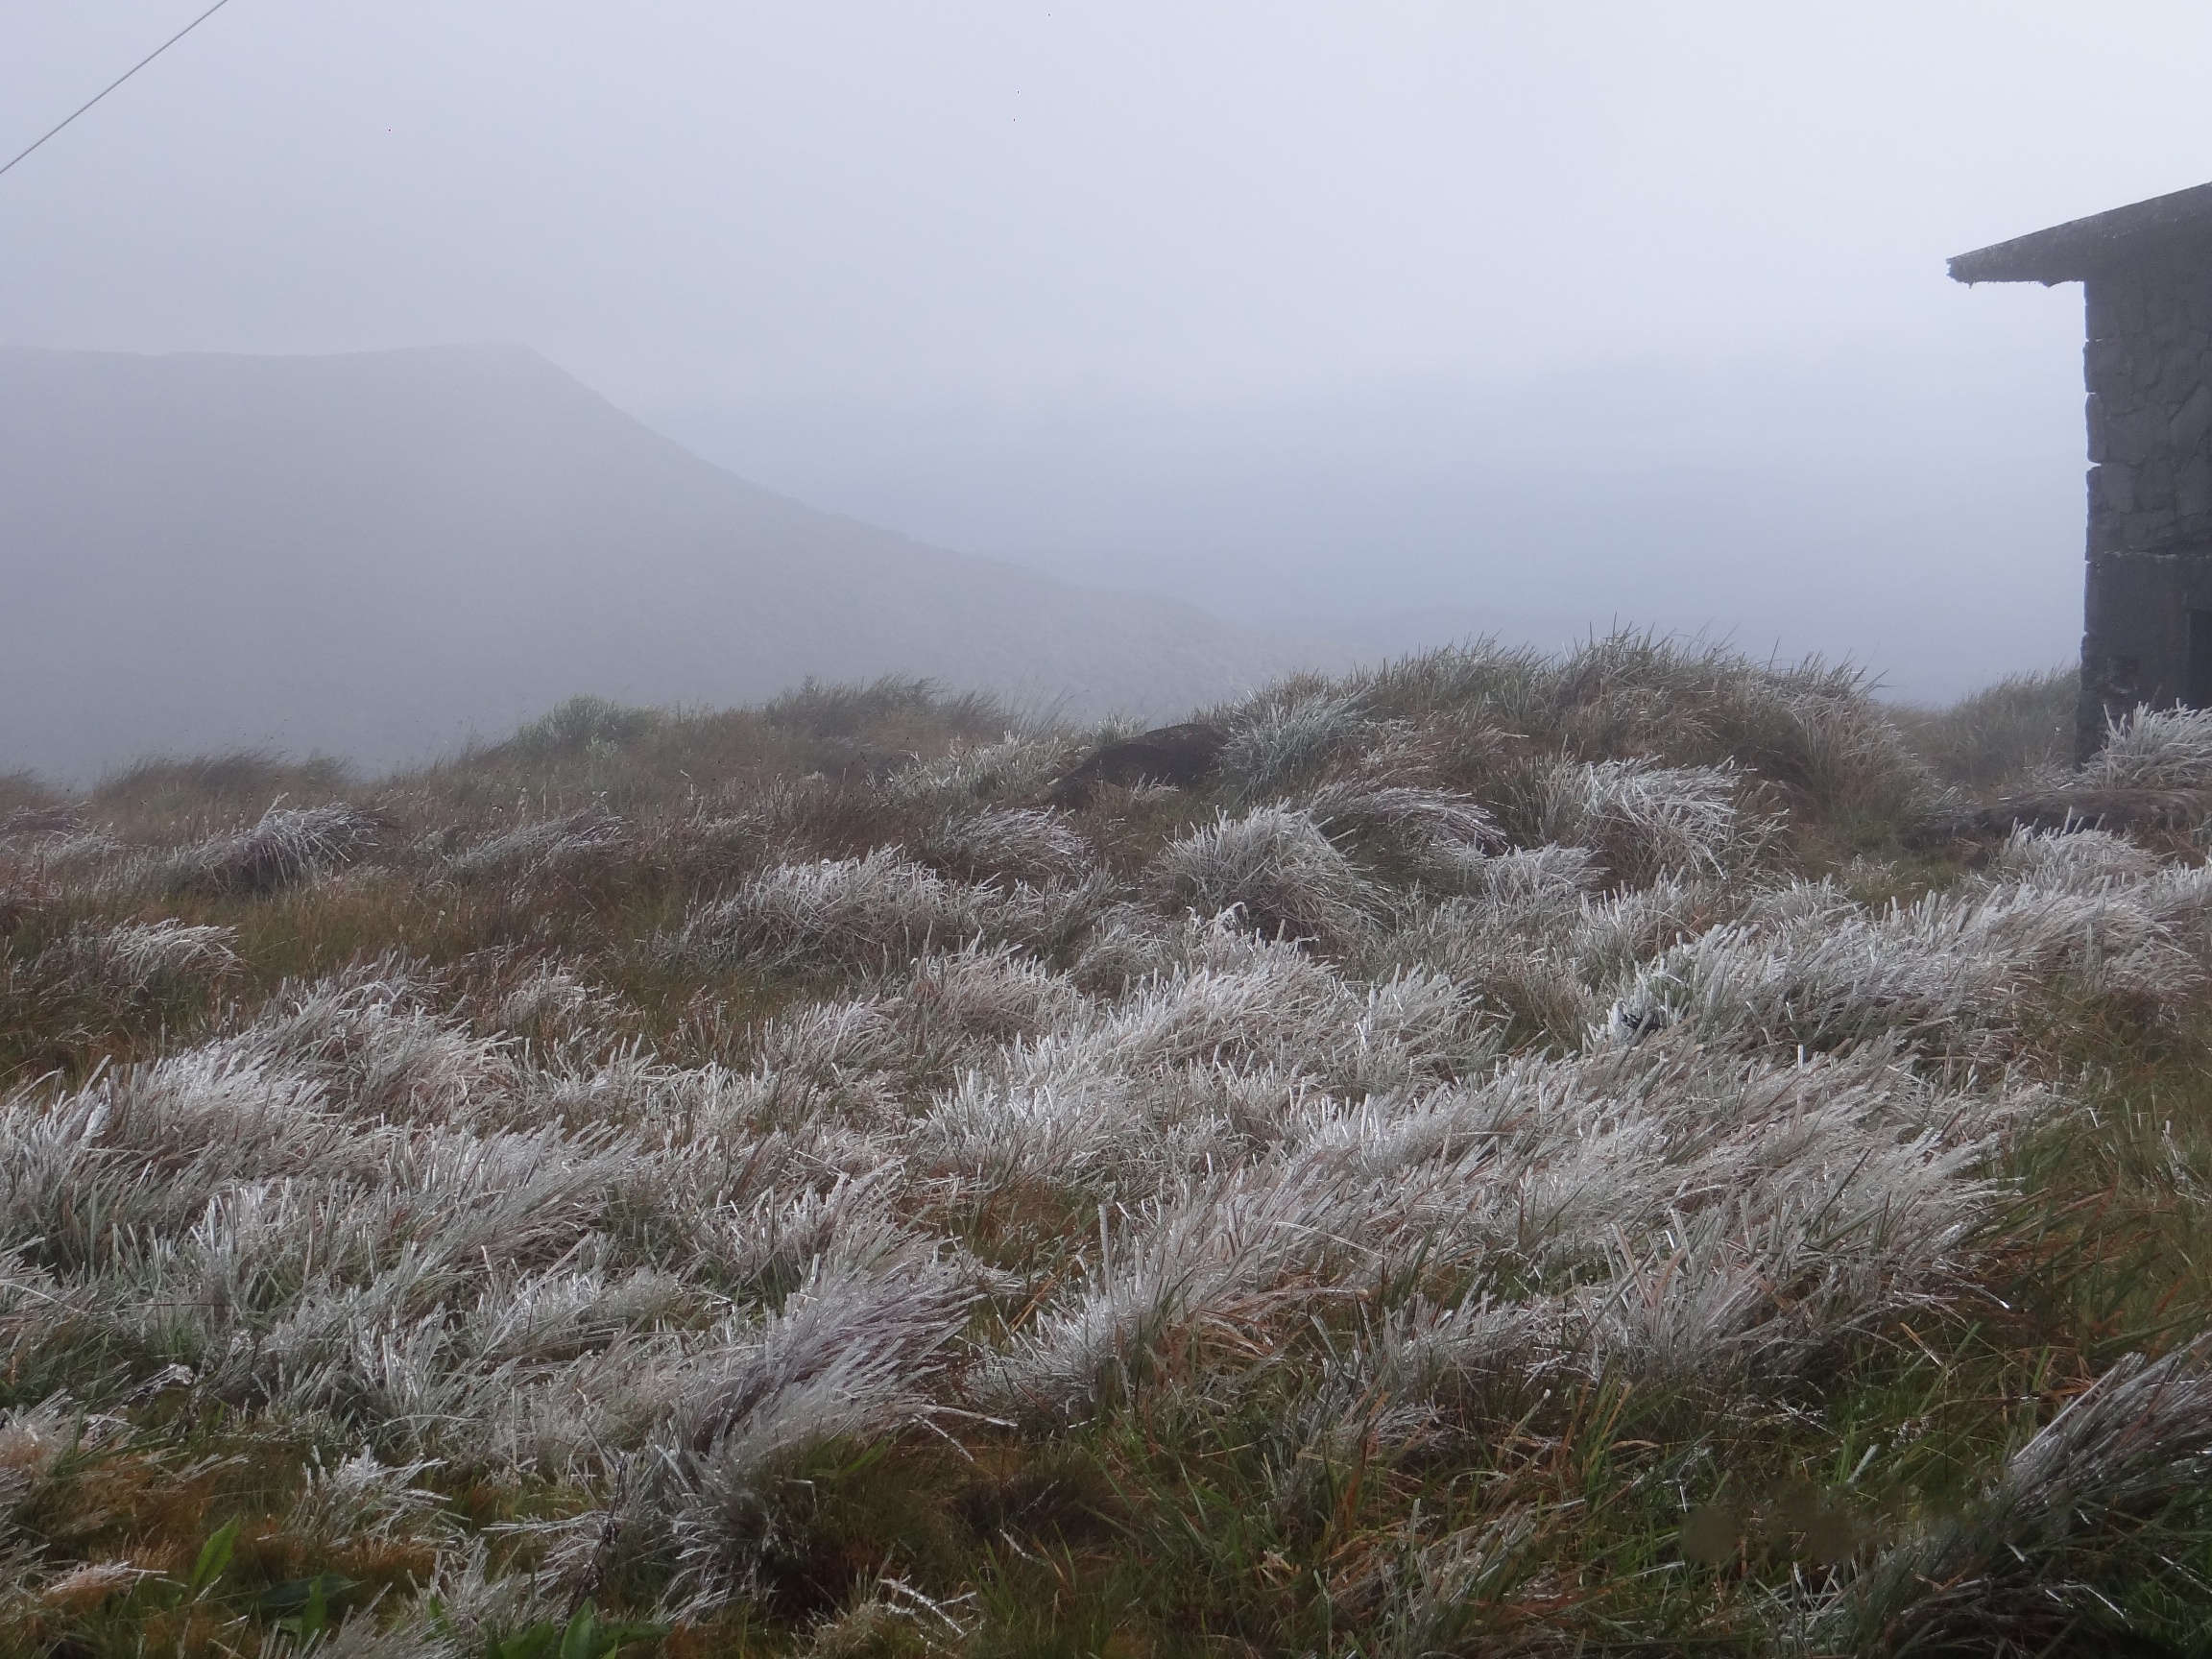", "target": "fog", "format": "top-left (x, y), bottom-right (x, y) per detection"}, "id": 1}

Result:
top-left (7, 1), bottom-right (2210, 750)
top-left (0, 344), bottom-right (1298, 780)
top-left (654, 342), bottom-right (2084, 699)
